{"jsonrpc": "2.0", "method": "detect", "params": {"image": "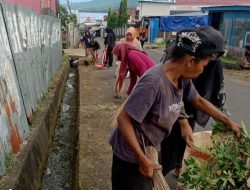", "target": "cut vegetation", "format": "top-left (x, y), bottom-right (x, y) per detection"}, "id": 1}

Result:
top-left (179, 121), bottom-right (250, 189)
